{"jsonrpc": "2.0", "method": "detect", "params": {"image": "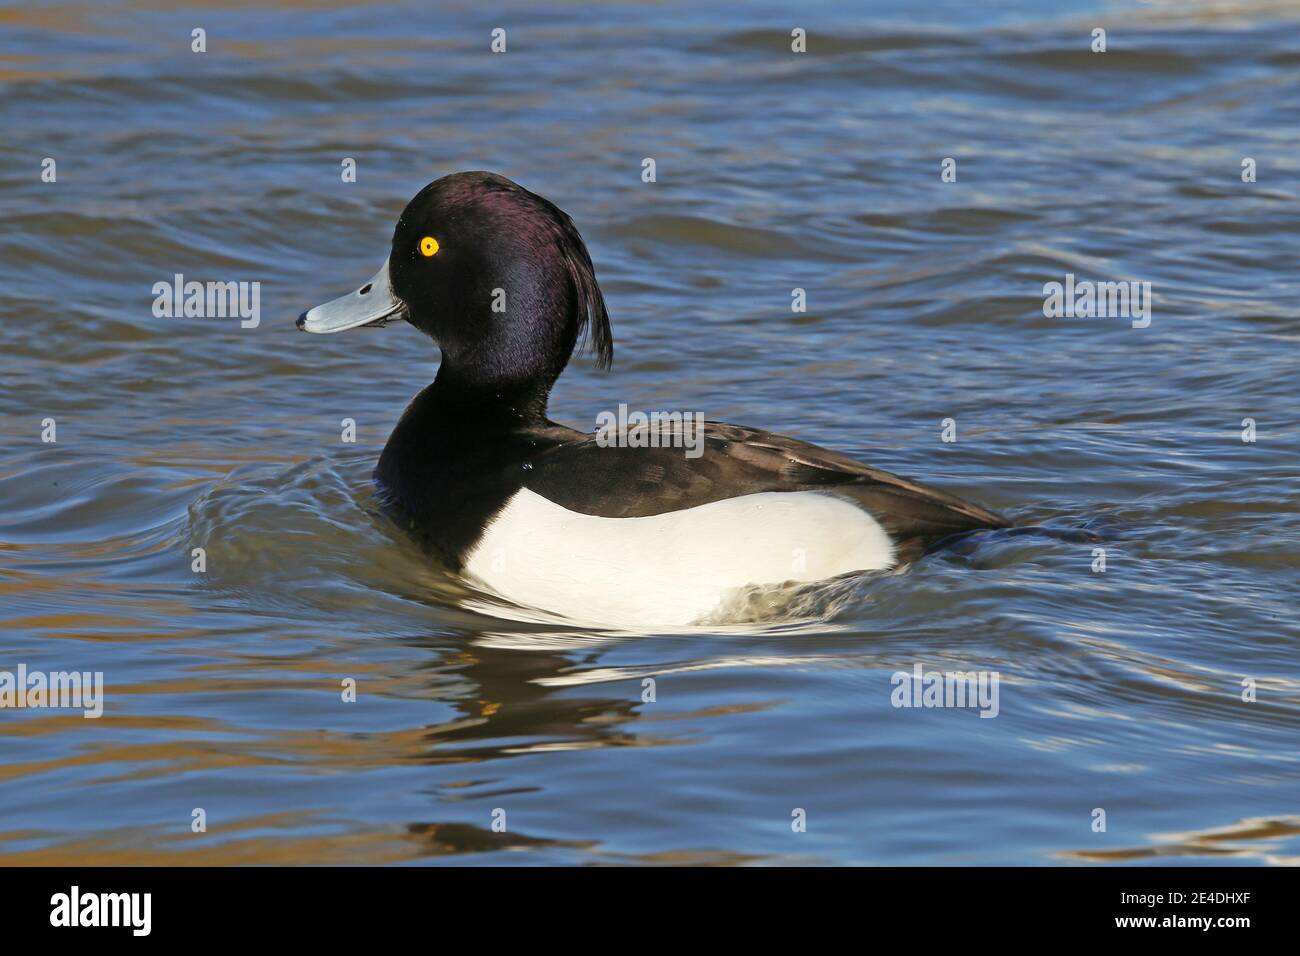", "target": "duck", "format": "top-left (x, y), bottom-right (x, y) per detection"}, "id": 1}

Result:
top-left (298, 171), bottom-right (1009, 627)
